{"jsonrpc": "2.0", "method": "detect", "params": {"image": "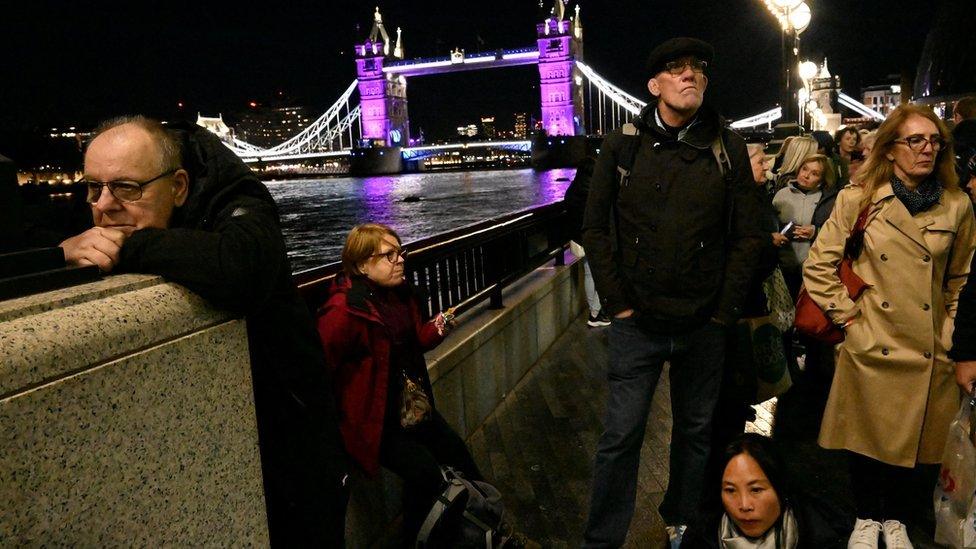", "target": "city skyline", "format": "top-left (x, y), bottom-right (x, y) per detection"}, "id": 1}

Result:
top-left (4, 0), bottom-right (944, 139)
